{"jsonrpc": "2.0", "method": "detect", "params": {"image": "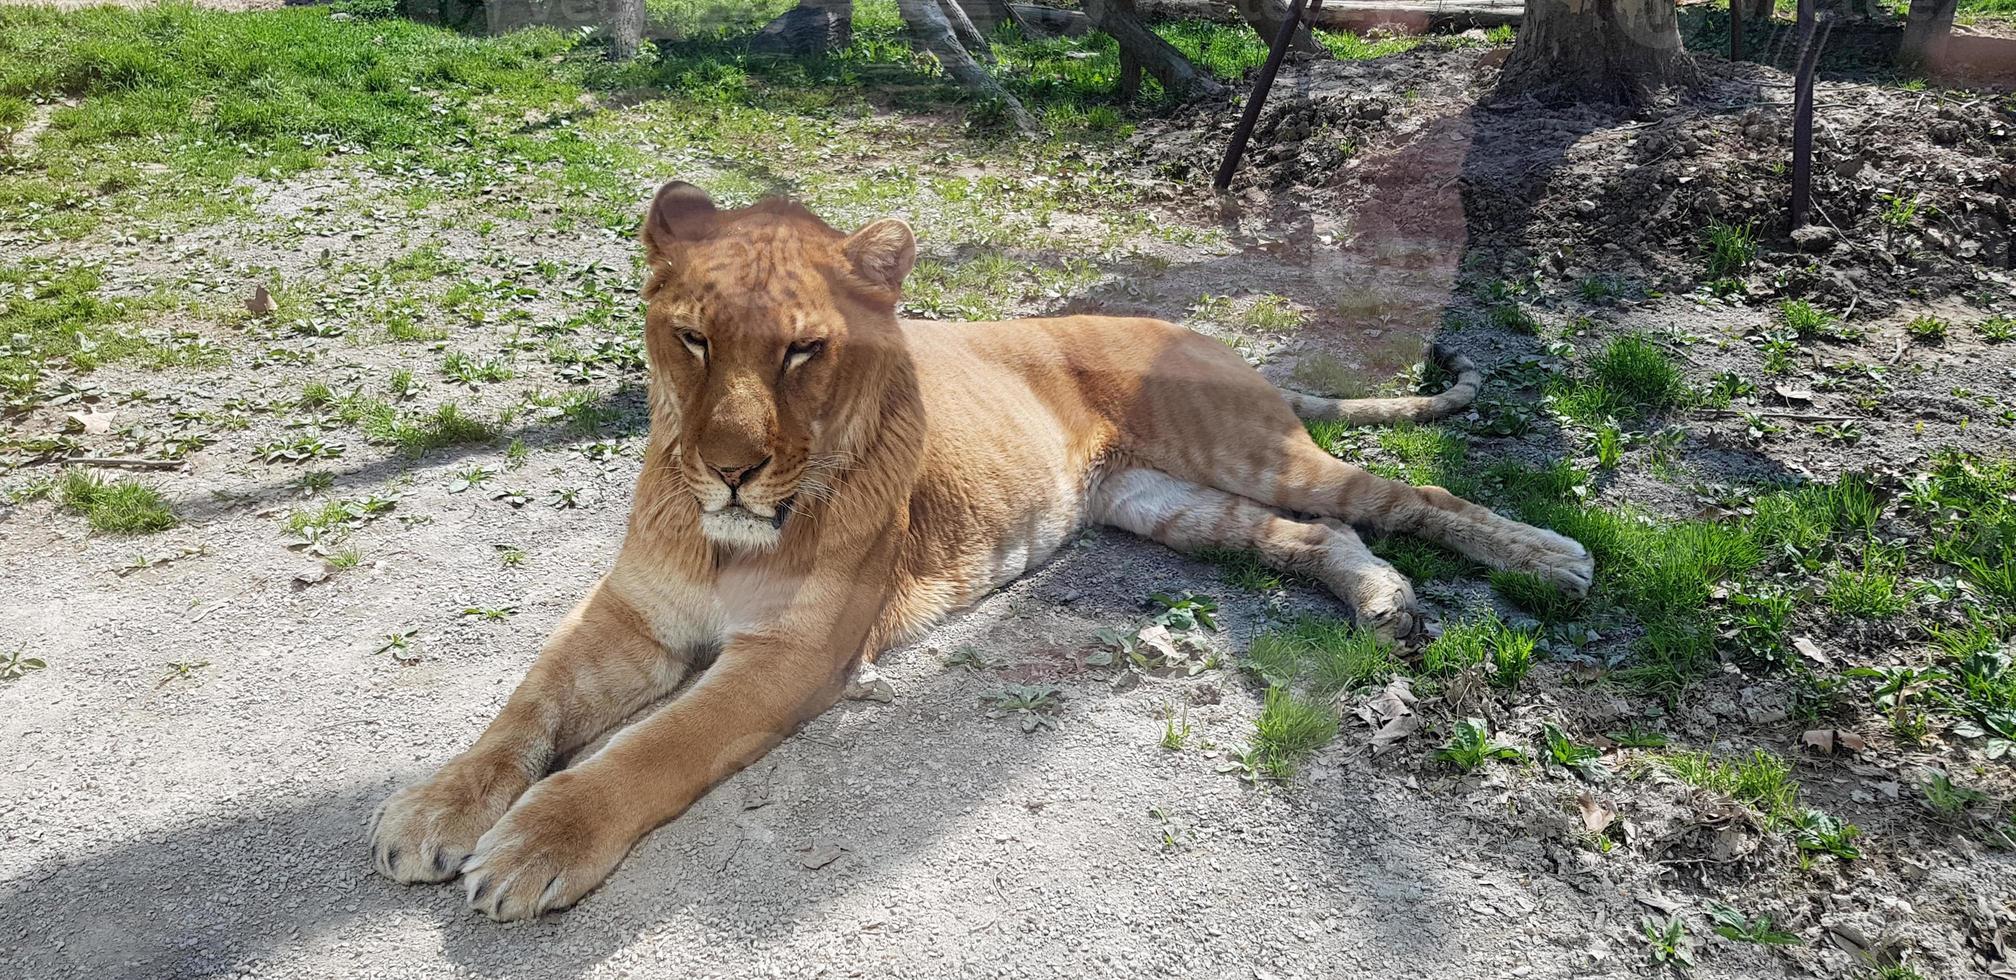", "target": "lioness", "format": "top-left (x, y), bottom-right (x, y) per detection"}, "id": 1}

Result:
top-left (370, 182), bottom-right (1593, 920)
